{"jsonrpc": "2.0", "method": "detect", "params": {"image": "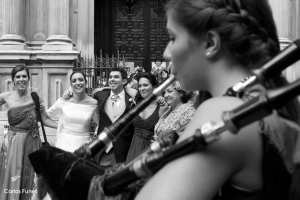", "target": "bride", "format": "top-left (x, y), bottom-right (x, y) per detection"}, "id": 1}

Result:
top-left (47, 71), bottom-right (99, 152)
